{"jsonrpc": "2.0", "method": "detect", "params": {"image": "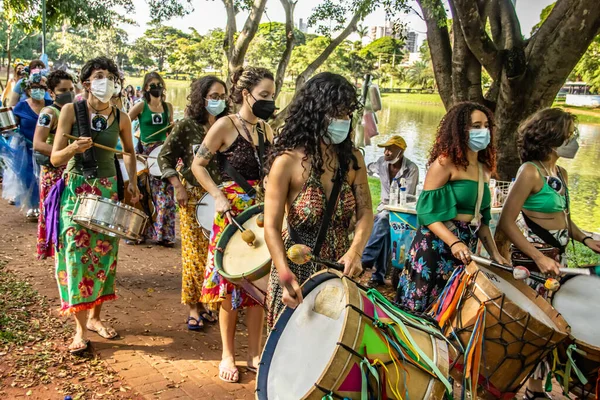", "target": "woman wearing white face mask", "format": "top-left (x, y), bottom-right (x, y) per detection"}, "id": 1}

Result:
top-left (396, 101), bottom-right (507, 312)
top-left (263, 72), bottom-right (373, 330)
top-left (158, 76), bottom-right (229, 331)
top-left (50, 56), bottom-right (140, 355)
